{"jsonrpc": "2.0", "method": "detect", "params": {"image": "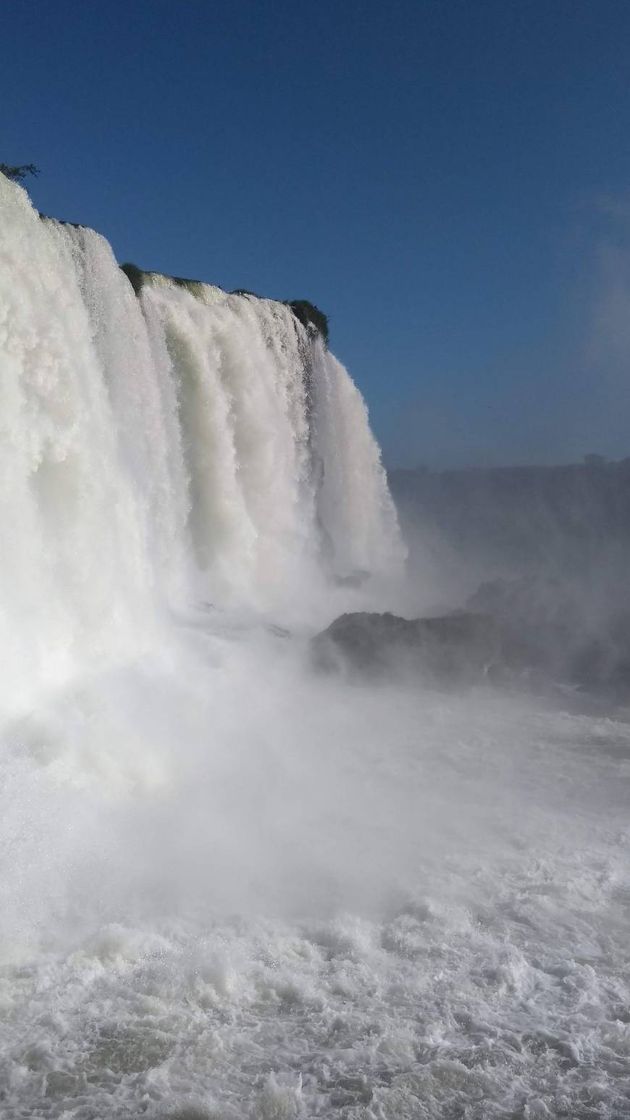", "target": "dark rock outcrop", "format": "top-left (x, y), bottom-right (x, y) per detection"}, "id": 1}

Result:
top-left (286, 300), bottom-right (329, 346)
top-left (312, 610), bottom-right (500, 684)
top-left (313, 588), bottom-right (630, 701)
